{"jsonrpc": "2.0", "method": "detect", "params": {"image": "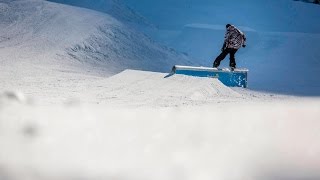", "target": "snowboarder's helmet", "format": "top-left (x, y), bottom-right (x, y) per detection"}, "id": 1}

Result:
top-left (226, 24), bottom-right (231, 28)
